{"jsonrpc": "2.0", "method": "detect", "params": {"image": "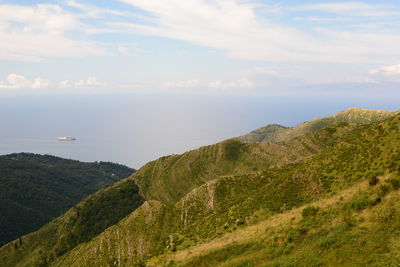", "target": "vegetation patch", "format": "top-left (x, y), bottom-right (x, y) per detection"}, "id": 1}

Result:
top-left (0, 153), bottom-right (134, 246)
top-left (302, 206), bottom-right (319, 217)
top-left (224, 139), bottom-right (245, 161)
